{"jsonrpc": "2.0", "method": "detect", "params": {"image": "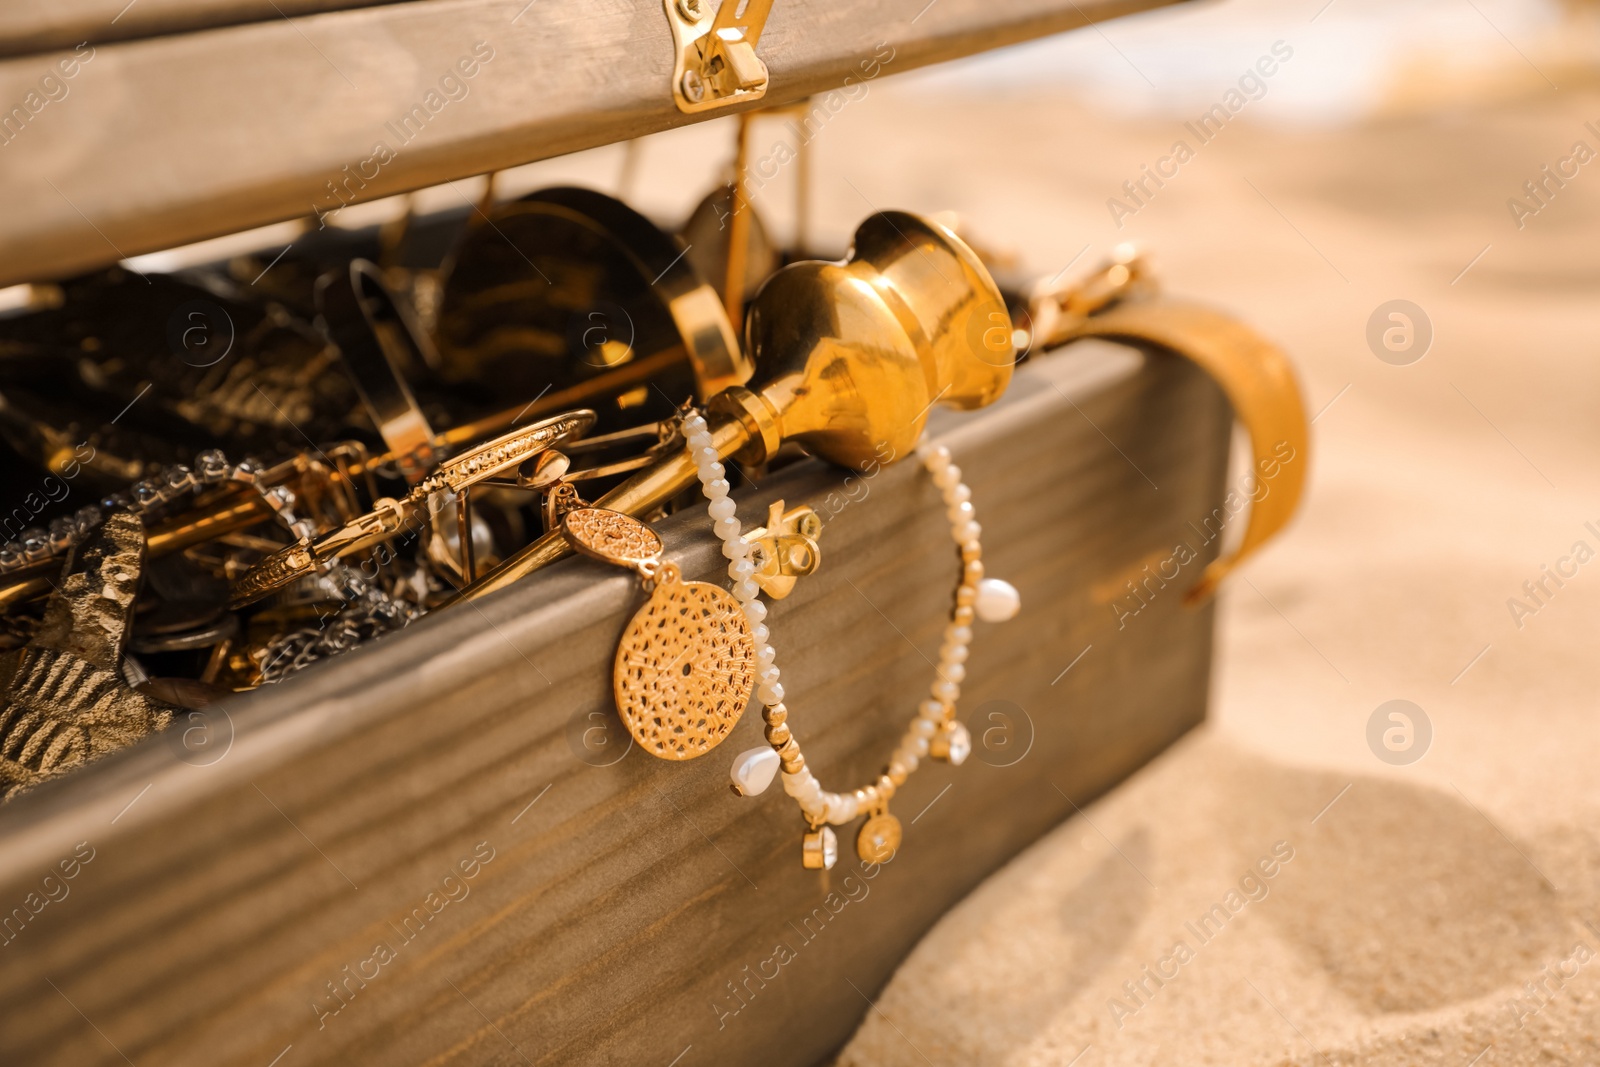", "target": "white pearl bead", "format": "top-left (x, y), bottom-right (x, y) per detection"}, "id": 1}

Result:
top-left (708, 497), bottom-right (736, 520)
top-left (684, 413), bottom-right (707, 431)
top-left (975, 578), bottom-right (1021, 622)
top-left (945, 483), bottom-right (972, 505)
top-left (699, 461), bottom-right (726, 482)
top-left (722, 537), bottom-right (750, 560)
top-left (757, 644), bottom-right (776, 666)
top-left (921, 445), bottom-right (951, 470)
top-left (751, 623), bottom-right (769, 644)
top-left (704, 478), bottom-right (730, 499)
top-left (729, 558), bottom-right (755, 581)
top-left (955, 520), bottom-right (981, 544)
top-left (696, 446), bottom-right (719, 466)
top-left (730, 746), bottom-right (780, 796)
top-left (933, 464), bottom-right (961, 489)
top-left (941, 662), bottom-right (966, 684)
top-left (908, 734), bottom-right (931, 757)
top-left (947, 501), bottom-right (974, 525)
top-left (945, 625), bottom-right (973, 646)
top-left (732, 579), bottom-right (760, 602)
top-left (919, 699), bottom-right (945, 720)
top-left (713, 516), bottom-right (741, 541)
top-left (940, 643), bottom-right (968, 664)
top-left (688, 432), bottom-right (714, 452)
top-left (932, 680), bottom-right (958, 703)
top-left (743, 599), bottom-right (767, 625)
top-left (759, 681), bottom-right (785, 705)
top-left (911, 718), bottom-right (936, 738)
top-left (784, 768), bottom-right (820, 802)
top-left (896, 749), bottom-right (919, 773)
